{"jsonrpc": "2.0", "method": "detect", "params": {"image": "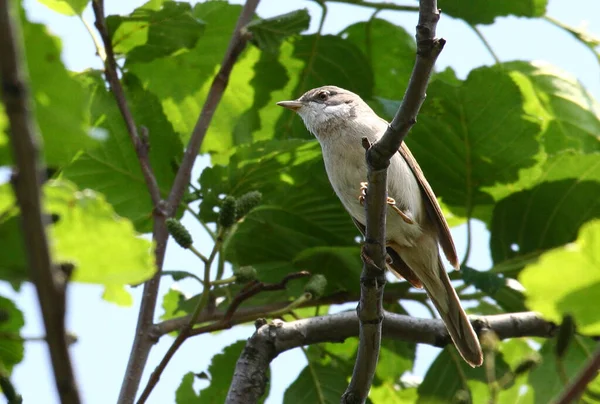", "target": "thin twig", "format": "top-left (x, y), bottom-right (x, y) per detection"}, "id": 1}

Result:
top-left (91, 0), bottom-right (162, 208)
top-left (0, 2), bottom-right (80, 402)
top-left (553, 342), bottom-right (600, 404)
top-left (342, 0), bottom-right (445, 401)
top-left (136, 229), bottom-right (225, 404)
top-left (154, 284), bottom-right (412, 337)
top-left (225, 311), bottom-right (555, 403)
top-left (322, 0), bottom-right (419, 12)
